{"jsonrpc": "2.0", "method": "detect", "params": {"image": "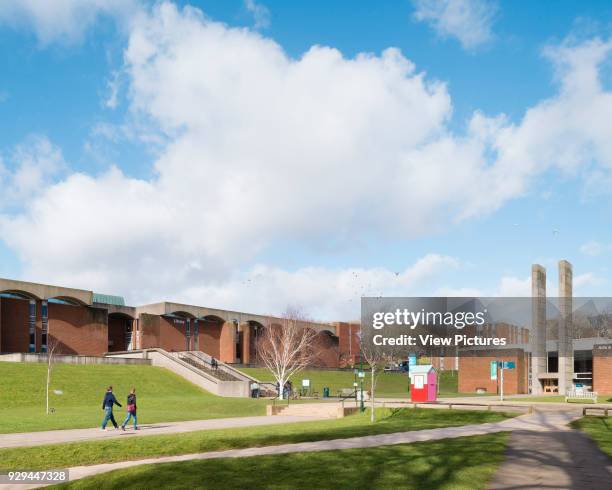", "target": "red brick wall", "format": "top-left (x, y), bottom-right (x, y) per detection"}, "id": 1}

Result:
top-left (47, 303), bottom-right (107, 356)
top-left (140, 314), bottom-right (161, 349)
top-left (200, 319), bottom-right (222, 359)
top-left (336, 322), bottom-right (361, 367)
top-left (108, 316), bottom-right (129, 352)
top-left (0, 297), bottom-right (31, 353)
top-left (458, 349), bottom-right (528, 395)
top-left (593, 344), bottom-right (612, 393)
top-left (219, 322), bottom-right (236, 363)
top-left (312, 331), bottom-right (340, 368)
top-left (158, 316), bottom-right (188, 352)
